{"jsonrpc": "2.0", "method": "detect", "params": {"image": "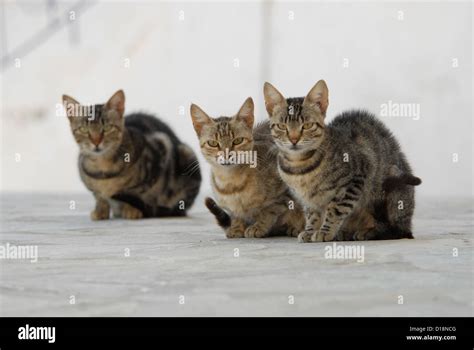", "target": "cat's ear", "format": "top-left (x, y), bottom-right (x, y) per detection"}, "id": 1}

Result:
top-left (190, 103), bottom-right (213, 136)
top-left (62, 94), bottom-right (80, 119)
top-left (235, 97), bottom-right (254, 128)
top-left (303, 80), bottom-right (329, 115)
top-left (106, 90), bottom-right (125, 116)
top-left (263, 82), bottom-right (286, 116)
